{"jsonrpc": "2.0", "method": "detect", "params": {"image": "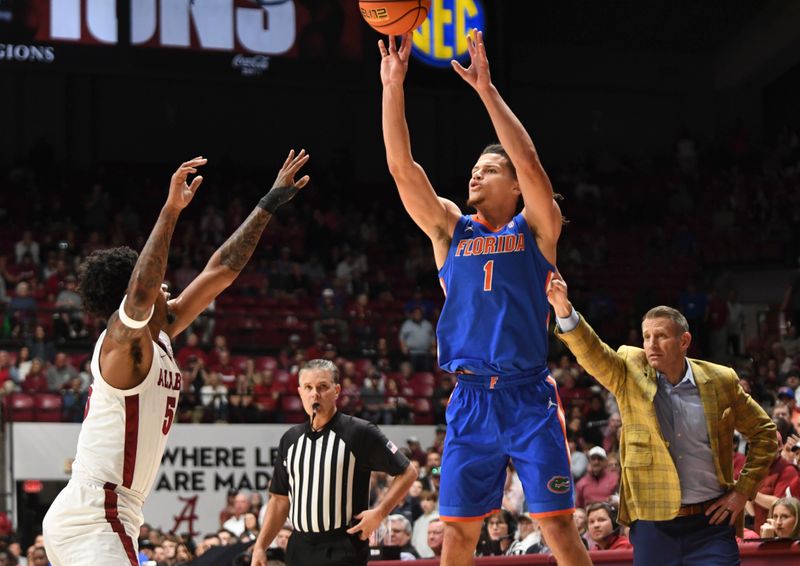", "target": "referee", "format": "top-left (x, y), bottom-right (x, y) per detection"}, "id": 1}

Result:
top-left (252, 359), bottom-right (419, 566)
